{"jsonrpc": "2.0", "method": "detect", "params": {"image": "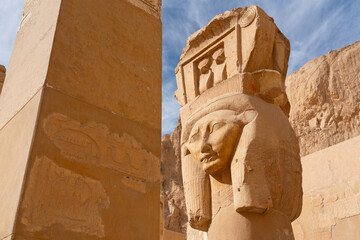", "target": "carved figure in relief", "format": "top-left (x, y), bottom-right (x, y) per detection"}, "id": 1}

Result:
top-left (176, 5), bottom-right (302, 240)
top-left (211, 47), bottom-right (227, 85)
top-left (197, 47), bottom-right (227, 95)
top-left (198, 57), bottom-right (213, 94)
